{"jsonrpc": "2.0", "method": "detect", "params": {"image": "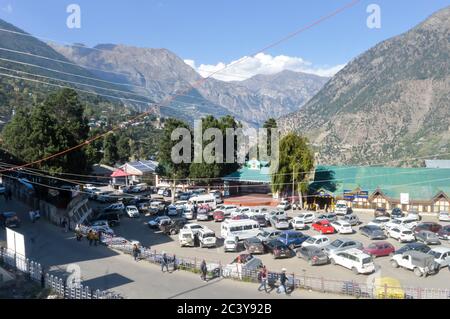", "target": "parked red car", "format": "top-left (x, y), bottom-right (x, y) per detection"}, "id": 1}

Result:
top-left (312, 220), bottom-right (335, 234)
top-left (363, 241), bottom-right (395, 257)
top-left (413, 222), bottom-right (442, 235)
top-left (231, 214), bottom-right (249, 220)
top-left (213, 210), bottom-right (225, 222)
